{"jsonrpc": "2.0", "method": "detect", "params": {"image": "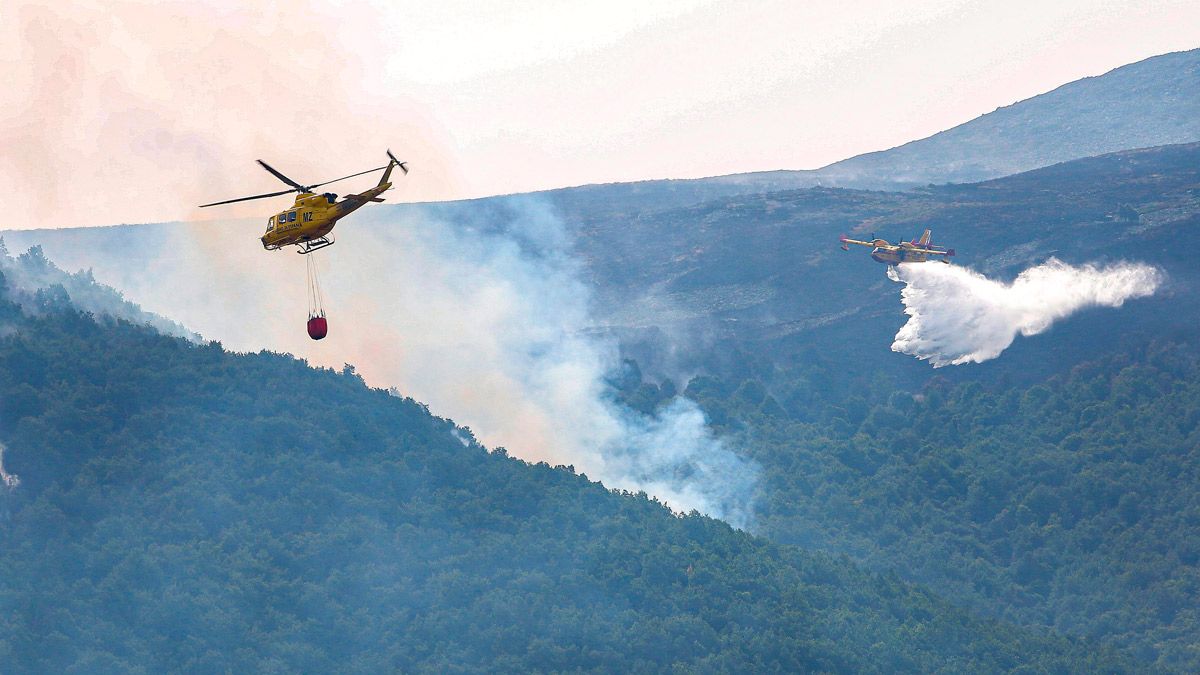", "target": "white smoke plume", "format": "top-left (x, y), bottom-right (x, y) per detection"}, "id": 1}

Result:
top-left (888, 258), bottom-right (1163, 367)
top-left (3, 200), bottom-right (759, 528)
top-left (347, 201), bottom-right (759, 527)
top-left (0, 242), bottom-right (196, 340)
top-left (0, 445), bottom-right (18, 490)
